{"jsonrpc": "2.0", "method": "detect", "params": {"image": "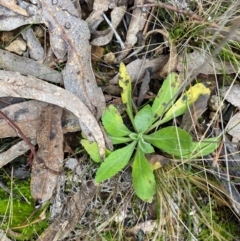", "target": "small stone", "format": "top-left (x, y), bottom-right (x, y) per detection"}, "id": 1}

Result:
top-left (208, 95), bottom-right (226, 111)
top-left (5, 38), bottom-right (27, 55)
top-left (34, 26), bottom-right (44, 38)
top-left (103, 52), bottom-right (116, 64)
